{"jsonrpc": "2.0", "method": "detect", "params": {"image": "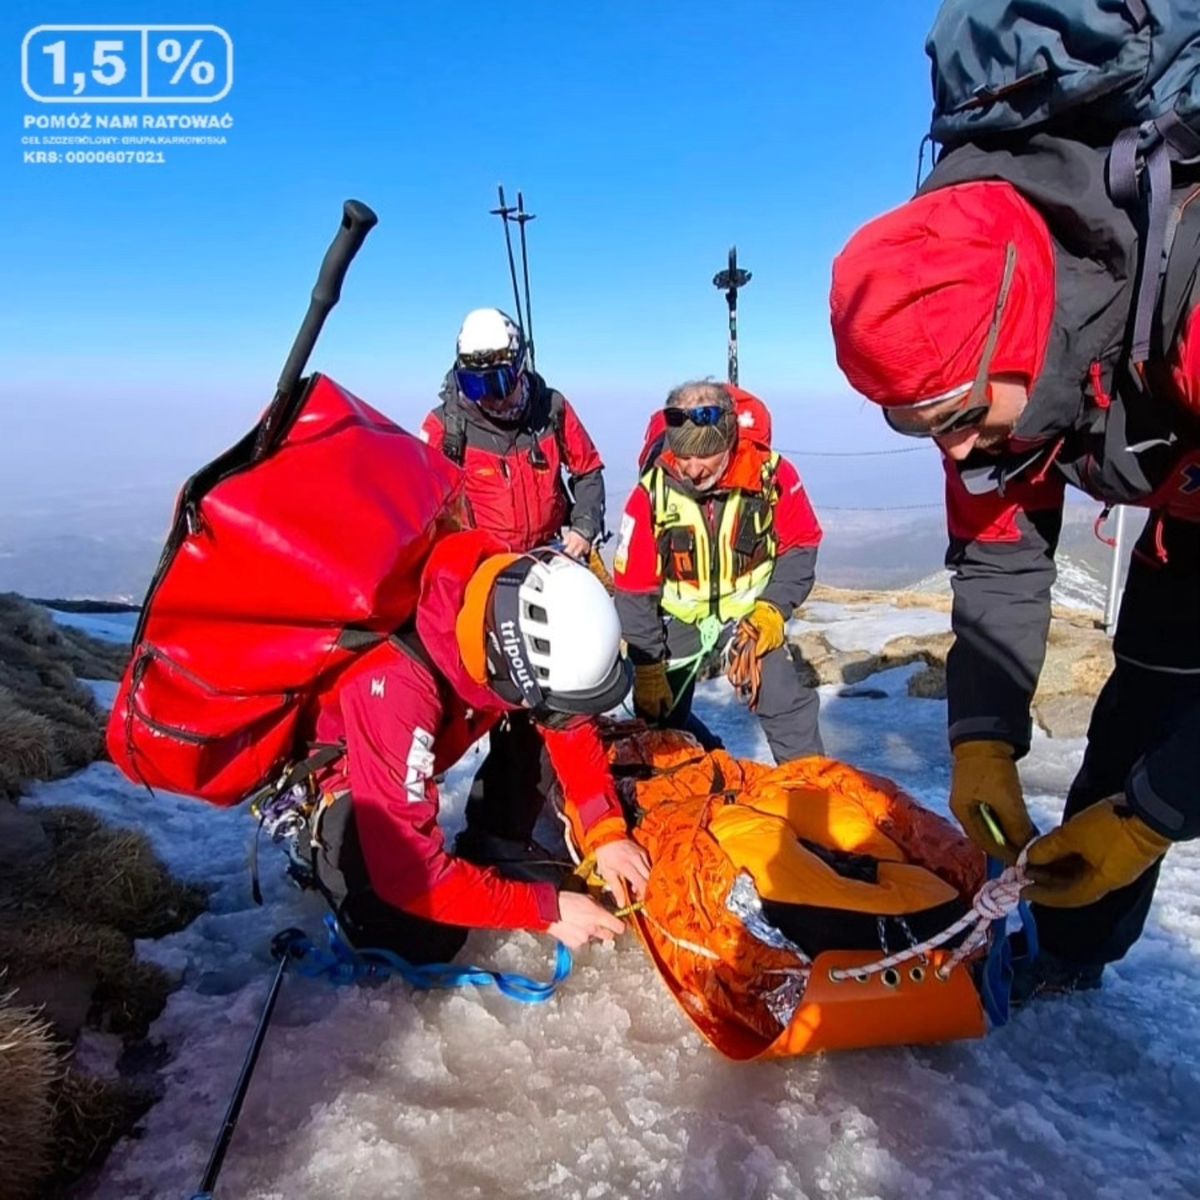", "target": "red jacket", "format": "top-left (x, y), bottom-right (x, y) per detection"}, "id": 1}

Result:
top-left (420, 375), bottom-right (605, 552)
top-left (612, 441), bottom-right (822, 660)
top-left (313, 530), bottom-right (626, 932)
